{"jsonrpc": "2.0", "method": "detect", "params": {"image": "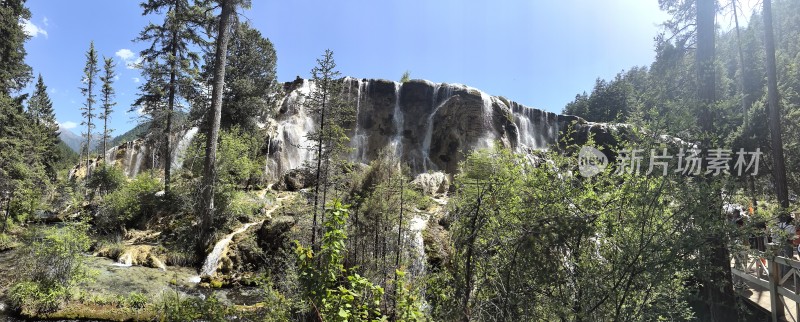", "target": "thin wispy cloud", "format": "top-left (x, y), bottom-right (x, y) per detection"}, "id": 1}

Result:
top-left (21, 19), bottom-right (47, 38)
top-left (133, 77), bottom-right (140, 83)
top-left (115, 48), bottom-right (142, 69)
top-left (59, 121), bottom-right (77, 129)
